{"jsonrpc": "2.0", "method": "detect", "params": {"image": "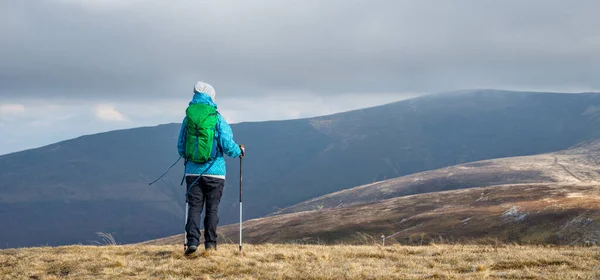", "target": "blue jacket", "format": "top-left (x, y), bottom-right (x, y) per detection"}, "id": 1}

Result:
top-left (177, 93), bottom-right (242, 177)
